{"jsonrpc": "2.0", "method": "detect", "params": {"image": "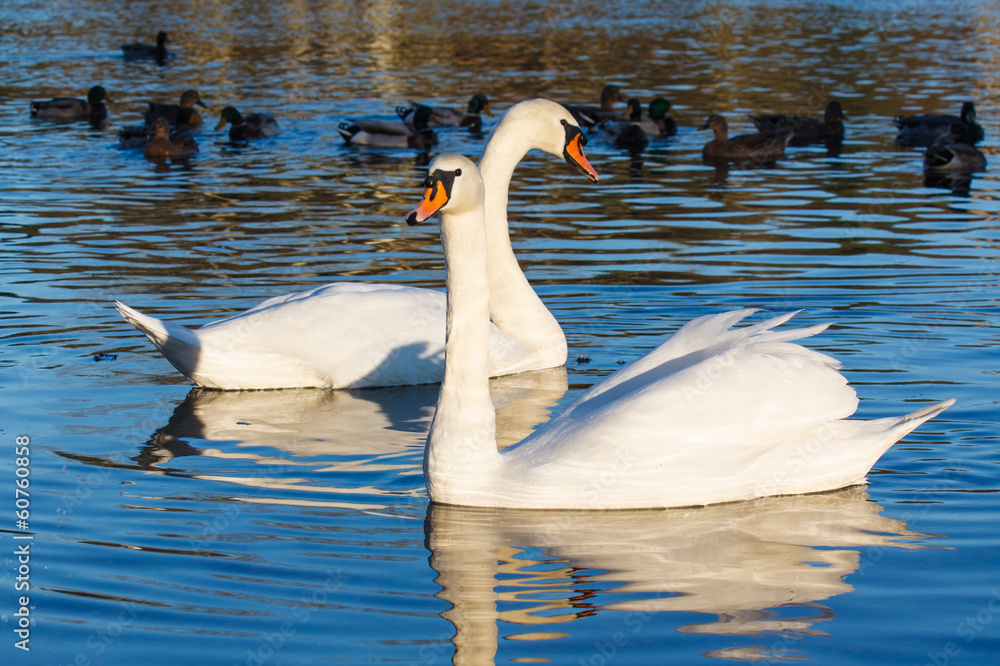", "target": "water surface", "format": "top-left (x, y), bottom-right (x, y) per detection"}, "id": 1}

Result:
top-left (1, 1), bottom-right (998, 664)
